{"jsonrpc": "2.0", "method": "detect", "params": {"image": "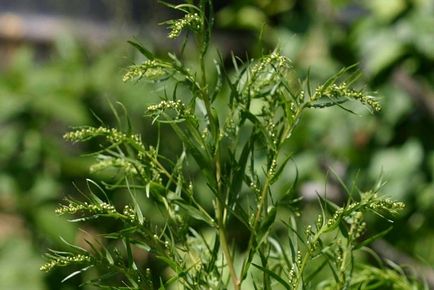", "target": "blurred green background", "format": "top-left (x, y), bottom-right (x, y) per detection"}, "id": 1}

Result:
top-left (0, 0), bottom-right (433, 289)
